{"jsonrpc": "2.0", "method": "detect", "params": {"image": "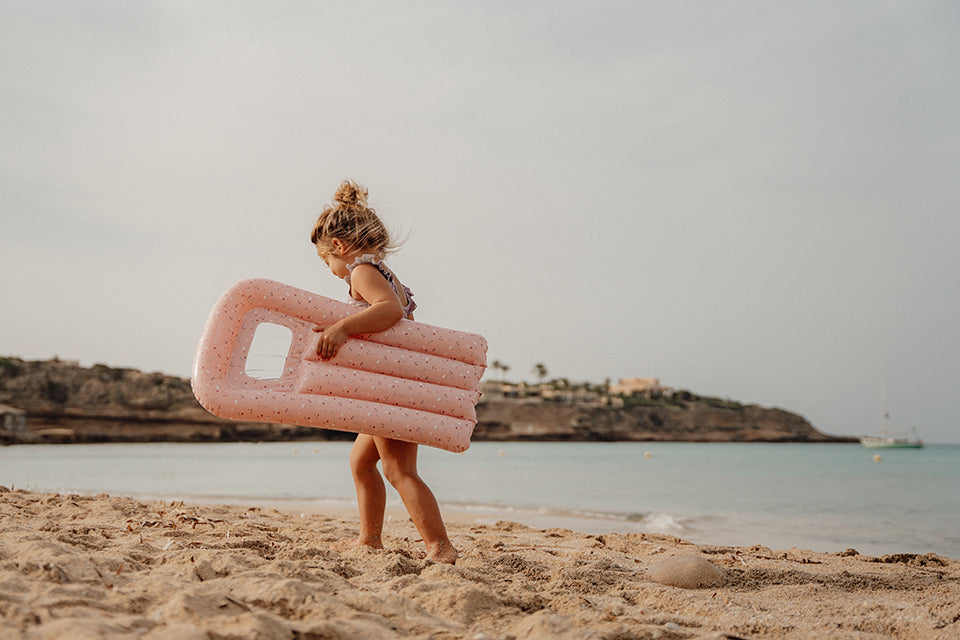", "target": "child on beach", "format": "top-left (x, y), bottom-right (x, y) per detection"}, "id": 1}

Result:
top-left (309, 180), bottom-right (458, 564)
